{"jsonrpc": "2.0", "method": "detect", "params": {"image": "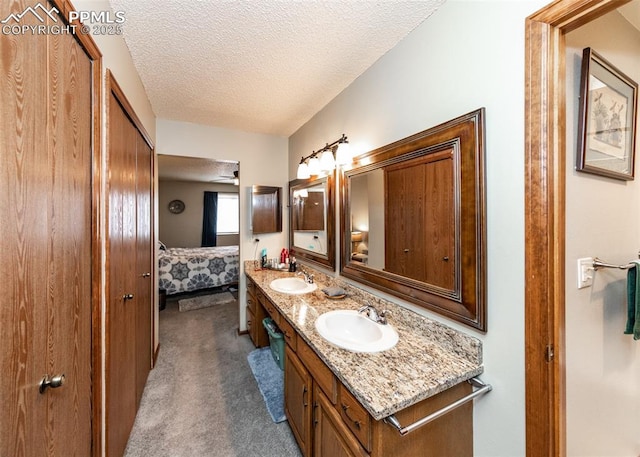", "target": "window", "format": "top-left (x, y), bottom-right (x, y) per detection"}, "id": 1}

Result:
top-left (216, 193), bottom-right (239, 234)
